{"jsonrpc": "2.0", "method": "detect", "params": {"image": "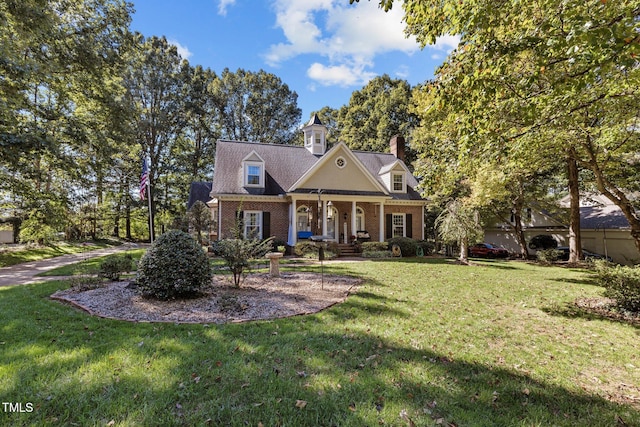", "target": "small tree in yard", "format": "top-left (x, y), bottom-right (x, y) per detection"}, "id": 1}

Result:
top-left (188, 201), bottom-right (211, 245)
top-left (436, 199), bottom-right (483, 264)
top-left (215, 206), bottom-right (273, 287)
top-left (216, 237), bottom-right (273, 287)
